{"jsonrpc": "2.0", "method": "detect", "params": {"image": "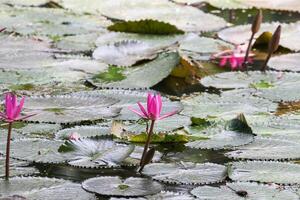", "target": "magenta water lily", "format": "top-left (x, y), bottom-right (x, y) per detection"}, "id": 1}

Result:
top-left (129, 93), bottom-right (177, 172)
top-left (211, 45), bottom-right (254, 70)
top-left (0, 93), bottom-right (34, 180)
